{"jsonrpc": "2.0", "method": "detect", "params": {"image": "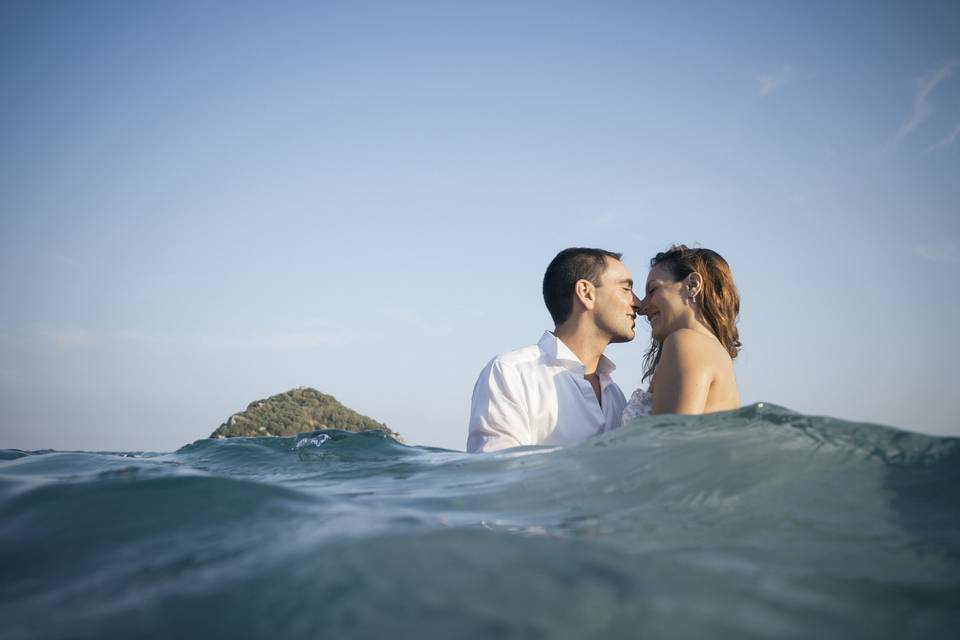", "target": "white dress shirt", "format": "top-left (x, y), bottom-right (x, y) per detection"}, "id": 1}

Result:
top-left (466, 331), bottom-right (626, 453)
